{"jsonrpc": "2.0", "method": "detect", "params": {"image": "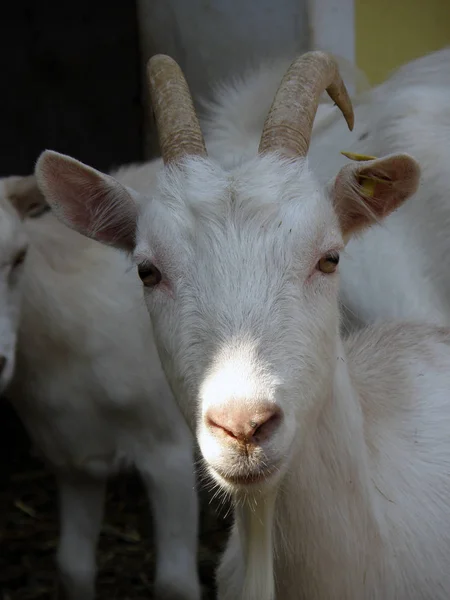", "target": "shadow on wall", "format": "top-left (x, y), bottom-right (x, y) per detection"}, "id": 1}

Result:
top-left (0, 0), bottom-right (144, 177)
